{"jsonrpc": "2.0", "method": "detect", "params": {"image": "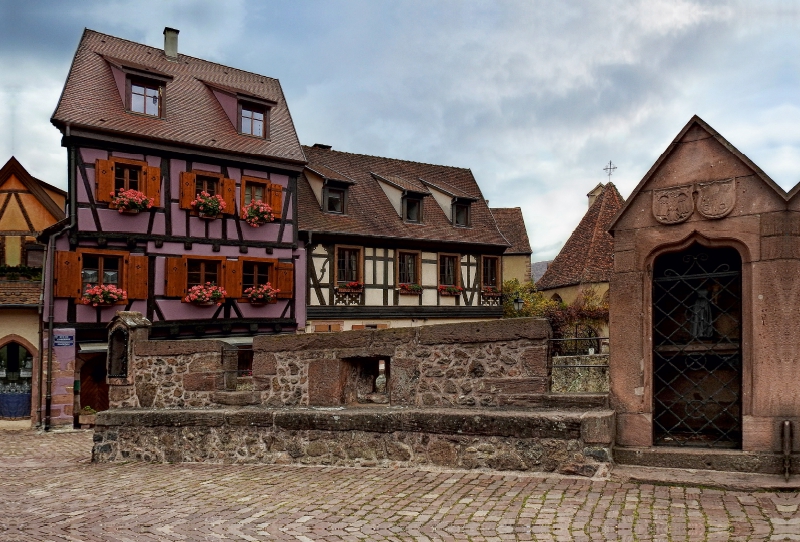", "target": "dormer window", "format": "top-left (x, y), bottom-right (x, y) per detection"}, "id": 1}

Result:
top-left (403, 196), bottom-right (423, 223)
top-left (324, 186), bottom-right (346, 214)
top-left (127, 77), bottom-right (163, 117)
top-left (239, 101), bottom-right (268, 138)
top-left (454, 202), bottom-right (470, 227)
